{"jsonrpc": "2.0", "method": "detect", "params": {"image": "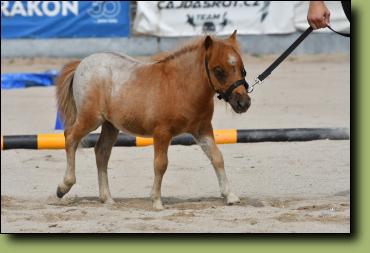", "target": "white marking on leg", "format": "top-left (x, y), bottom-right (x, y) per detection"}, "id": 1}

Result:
top-left (197, 136), bottom-right (214, 160)
top-left (151, 166), bottom-right (166, 210)
top-left (198, 136), bottom-right (228, 194)
top-left (97, 168), bottom-right (113, 203)
top-left (197, 135), bottom-right (240, 204)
